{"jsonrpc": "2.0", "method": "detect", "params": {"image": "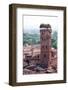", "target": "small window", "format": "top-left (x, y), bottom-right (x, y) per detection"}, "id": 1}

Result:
top-left (44, 54), bottom-right (46, 57)
top-left (42, 45), bottom-right (45, 49)
top-left (46, 46), bottom-right (47, 48)
top-left (37, 55), bottom-right (39, 58)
